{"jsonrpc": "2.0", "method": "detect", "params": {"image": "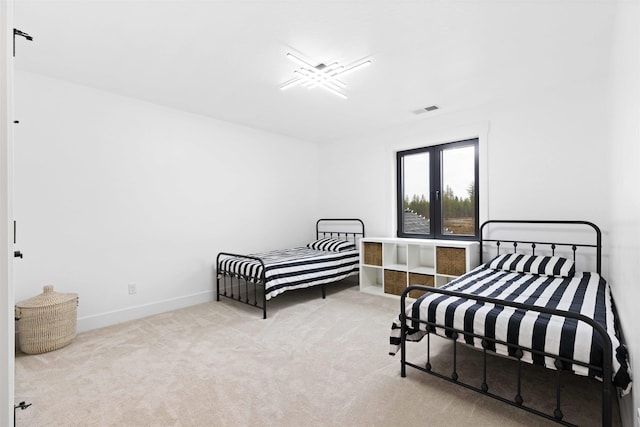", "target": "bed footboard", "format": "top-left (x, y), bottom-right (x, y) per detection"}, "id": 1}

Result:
top-left (216, 252), bottom-right (268, 319)
top-left (398, 285), bottom-right (614, 427)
